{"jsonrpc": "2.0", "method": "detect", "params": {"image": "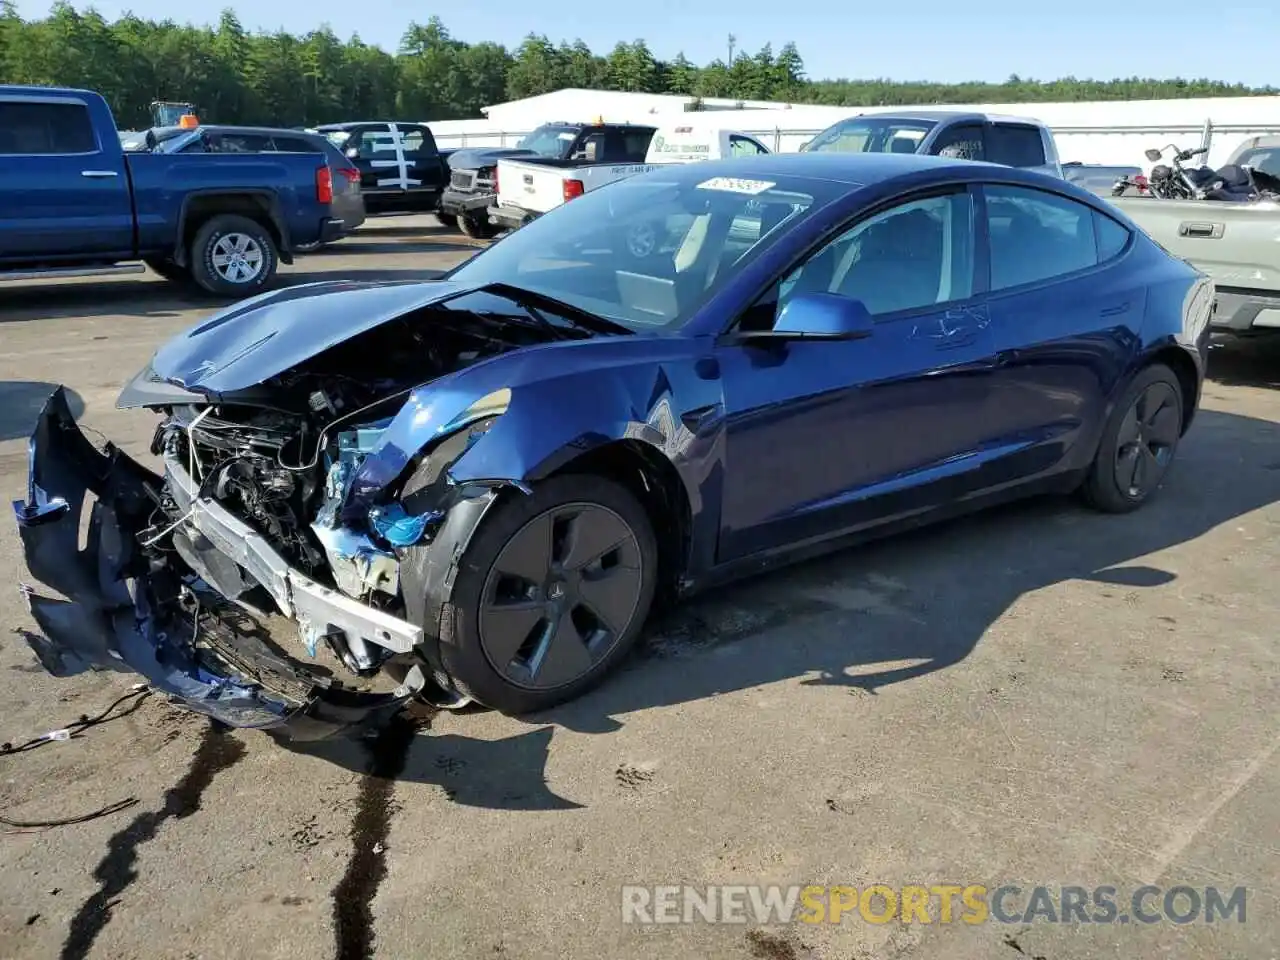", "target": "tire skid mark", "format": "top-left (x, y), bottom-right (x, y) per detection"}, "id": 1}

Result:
top-left (332, 709), bottom-right (431, 960)
top-left (59, 721), bottom-right (246, 960)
